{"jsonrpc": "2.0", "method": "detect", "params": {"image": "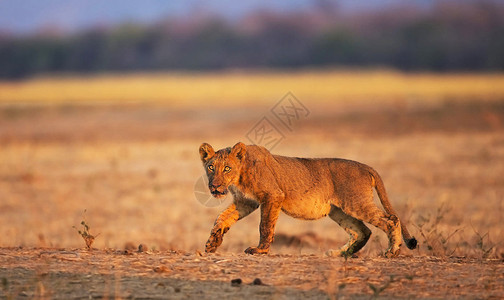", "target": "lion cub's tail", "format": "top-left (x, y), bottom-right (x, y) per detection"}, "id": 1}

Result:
top-left (369, 168), bottom-right (418, 250)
